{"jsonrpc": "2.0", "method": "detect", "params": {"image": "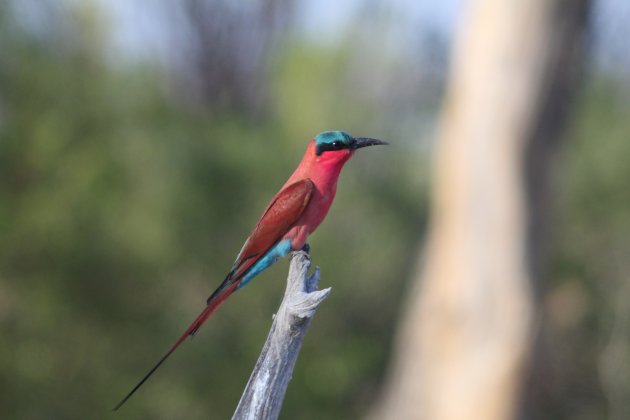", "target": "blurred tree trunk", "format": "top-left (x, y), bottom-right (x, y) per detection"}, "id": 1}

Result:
top-left (369, 1), bottom-right (591, 420)
top-left (159, 0), bottom-right (294, 116)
